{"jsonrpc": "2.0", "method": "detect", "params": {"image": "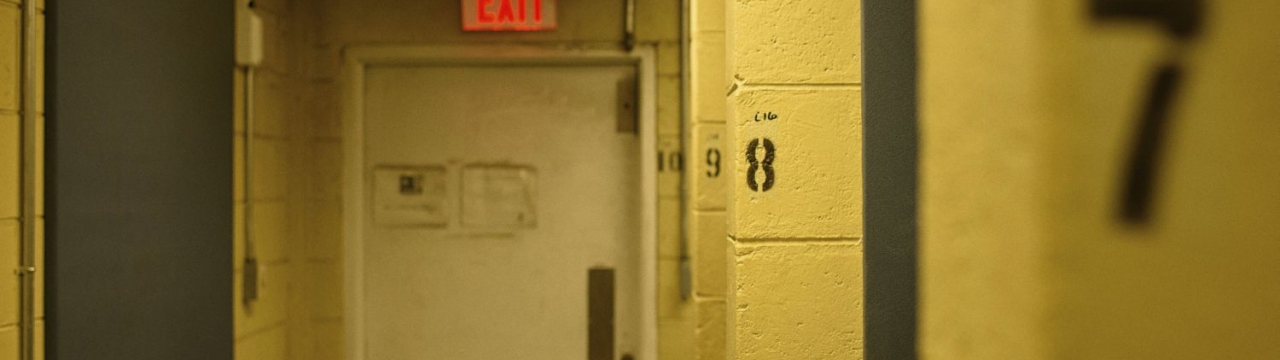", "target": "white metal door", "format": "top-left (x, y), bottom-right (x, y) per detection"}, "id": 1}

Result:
top-left (361, 65), bottom-right (642, 360)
